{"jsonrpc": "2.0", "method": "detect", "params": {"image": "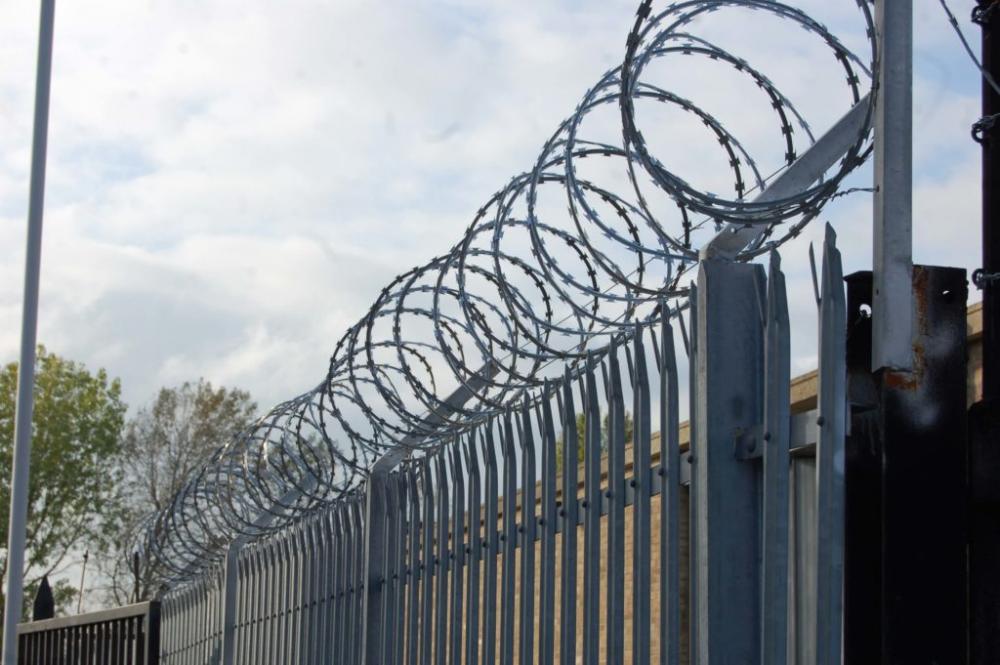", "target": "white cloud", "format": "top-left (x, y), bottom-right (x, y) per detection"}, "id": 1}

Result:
top-left (0, 0), bottom-right (984, 410)
top-left (0, 0), bottom-right (987, 606)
